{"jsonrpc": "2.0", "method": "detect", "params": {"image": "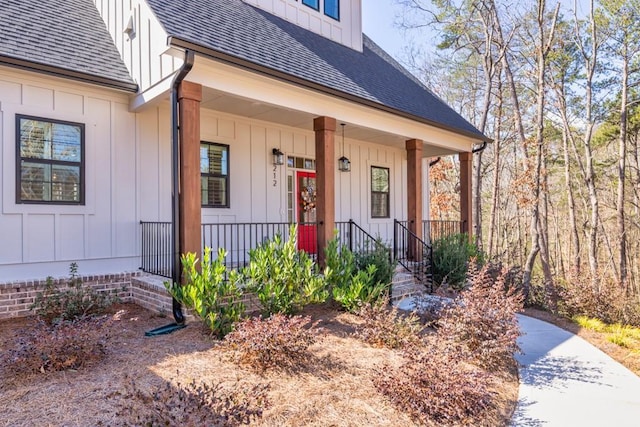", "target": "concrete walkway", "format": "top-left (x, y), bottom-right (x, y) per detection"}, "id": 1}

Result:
top-left (512, 315), bottom-right (640, 426)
